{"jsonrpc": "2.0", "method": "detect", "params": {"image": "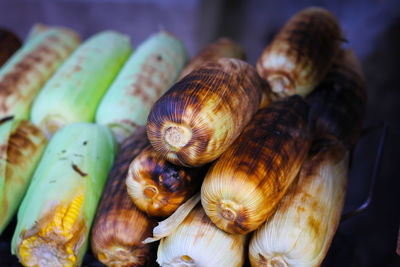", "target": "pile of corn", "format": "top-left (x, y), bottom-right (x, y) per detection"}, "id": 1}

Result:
top-left (0, 6), bottom-right (366, 267)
